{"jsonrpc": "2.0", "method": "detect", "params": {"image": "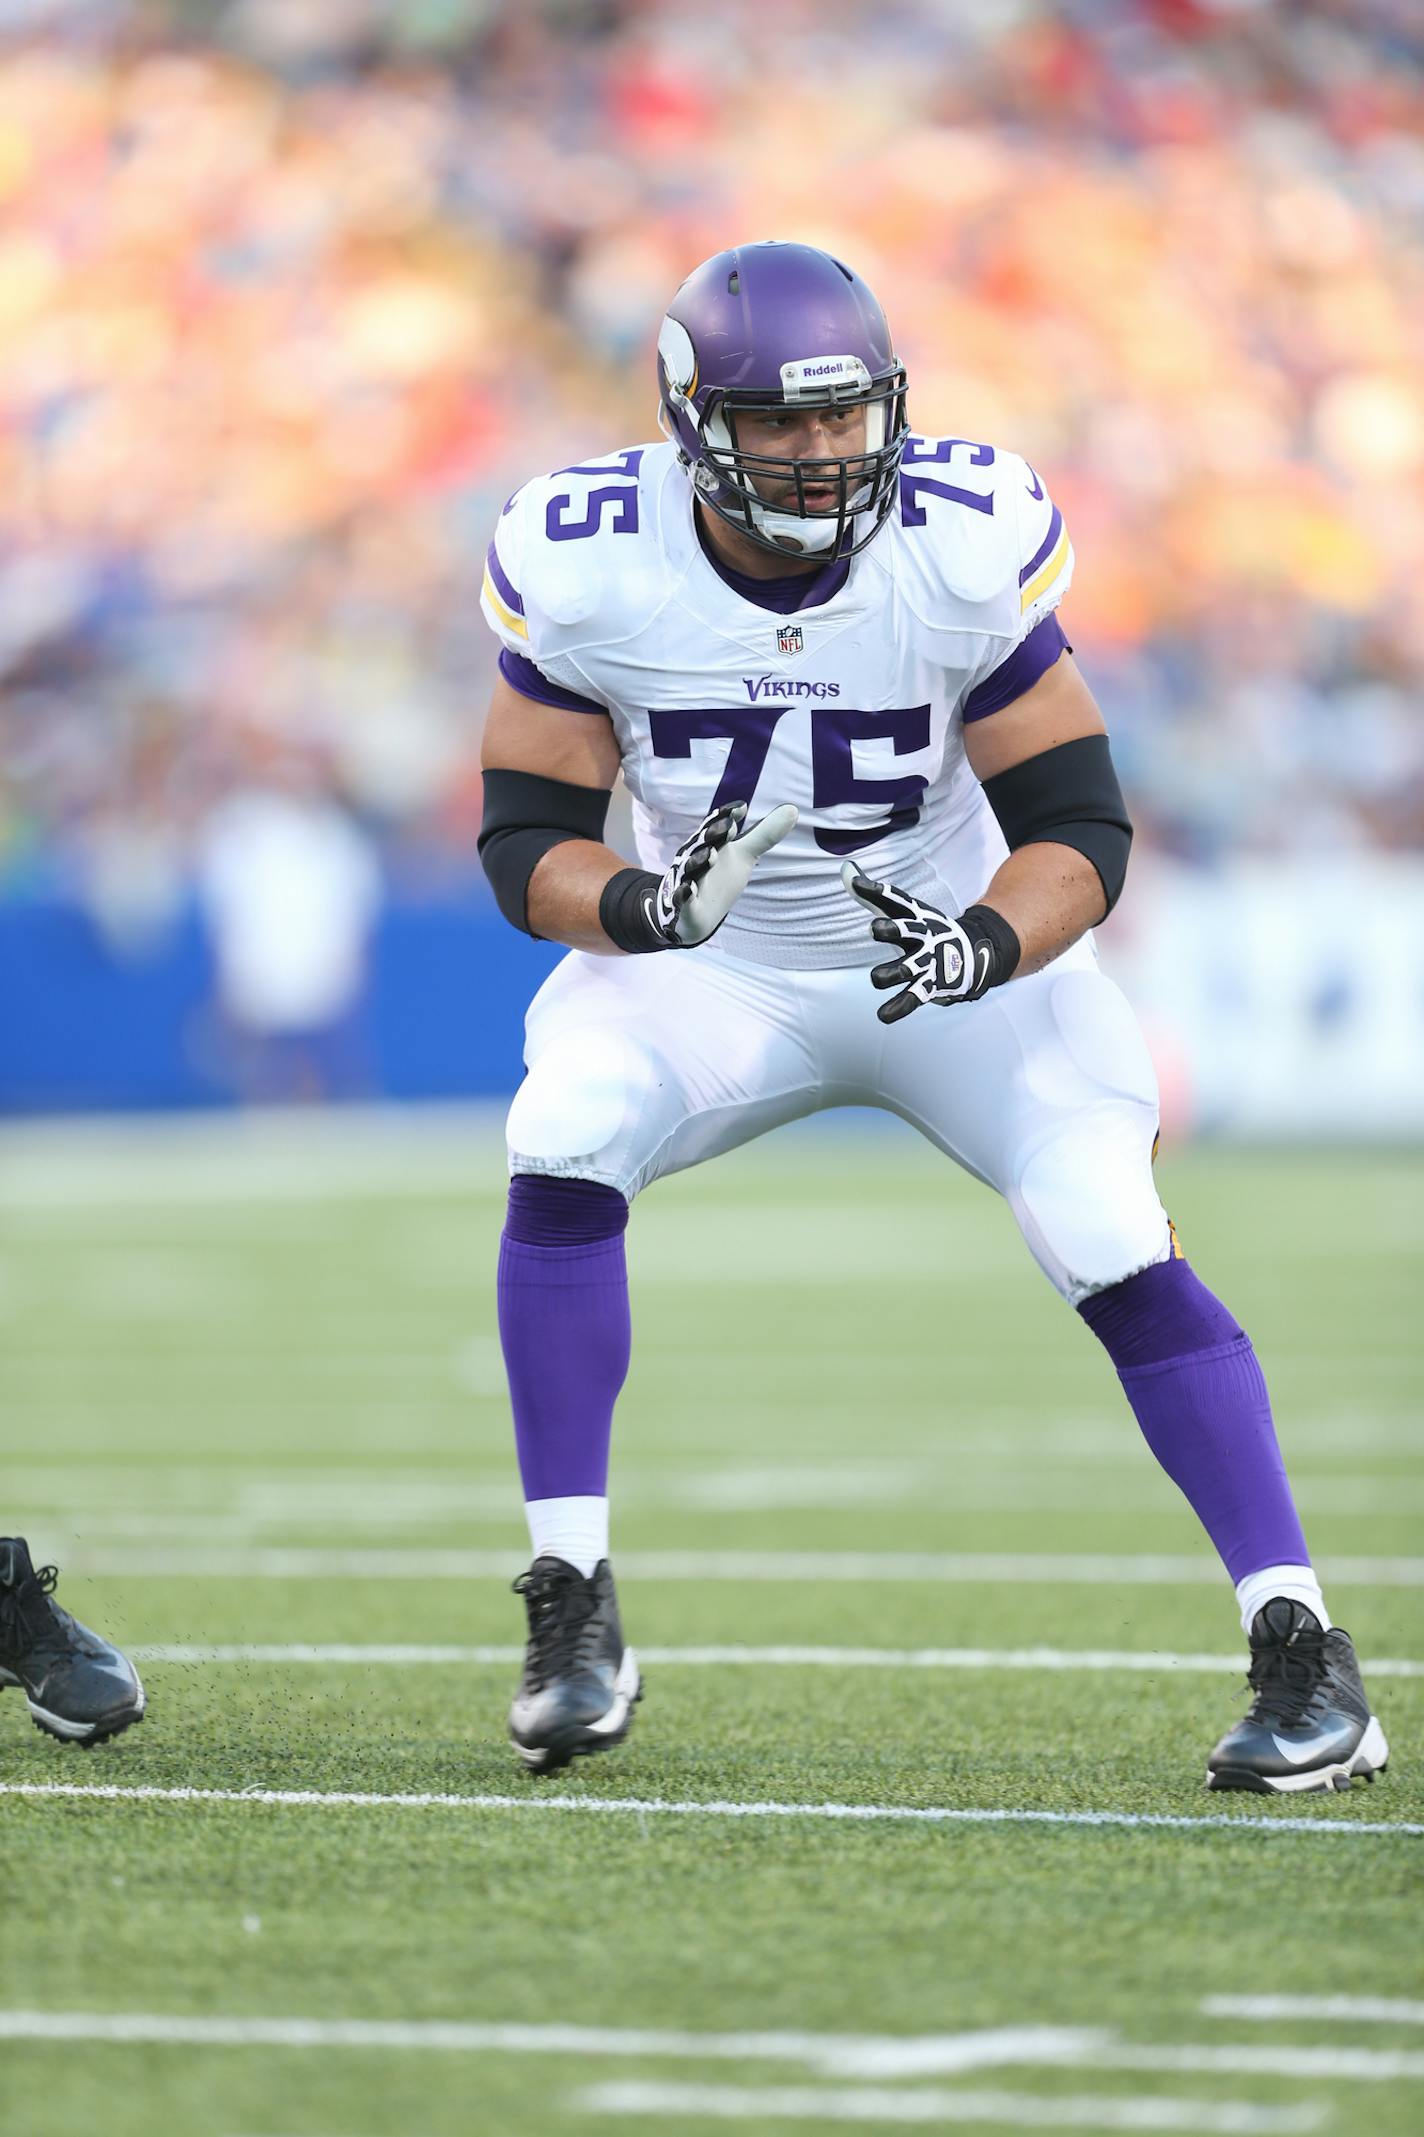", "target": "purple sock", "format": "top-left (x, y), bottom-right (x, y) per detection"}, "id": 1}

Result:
top-left (1079, 1257), bottom-right (1310, 1582)
top-left (498, 1176), bottom-right (630, 1501)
